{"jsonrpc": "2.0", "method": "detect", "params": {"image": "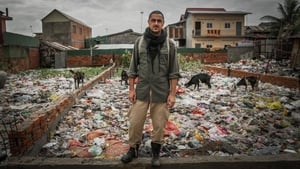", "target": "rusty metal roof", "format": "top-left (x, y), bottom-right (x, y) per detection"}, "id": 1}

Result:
top-left (42, 40), bottom-right (78, 50)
